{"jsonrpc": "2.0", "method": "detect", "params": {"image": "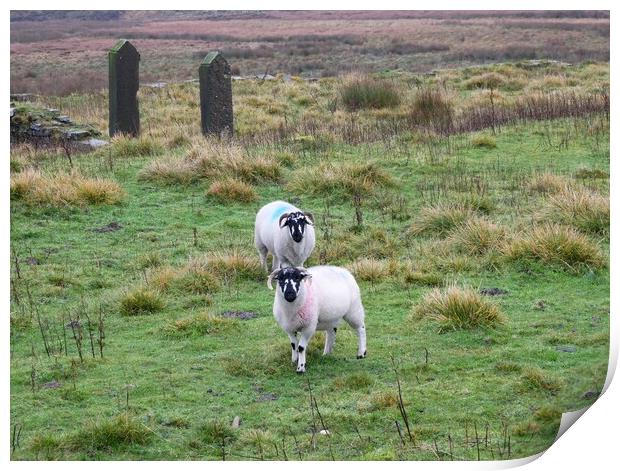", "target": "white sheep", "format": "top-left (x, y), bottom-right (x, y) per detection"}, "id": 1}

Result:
top-left (268, 265), bottom-right (367, 373)
top-left (254, 200), bottom-right (315, 271)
